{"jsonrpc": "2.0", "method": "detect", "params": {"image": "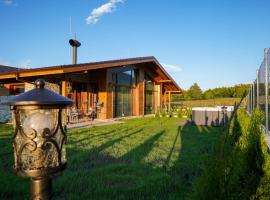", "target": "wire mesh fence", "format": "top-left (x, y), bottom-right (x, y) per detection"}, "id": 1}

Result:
top-left (247, 48), bottom-right (270, 132)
